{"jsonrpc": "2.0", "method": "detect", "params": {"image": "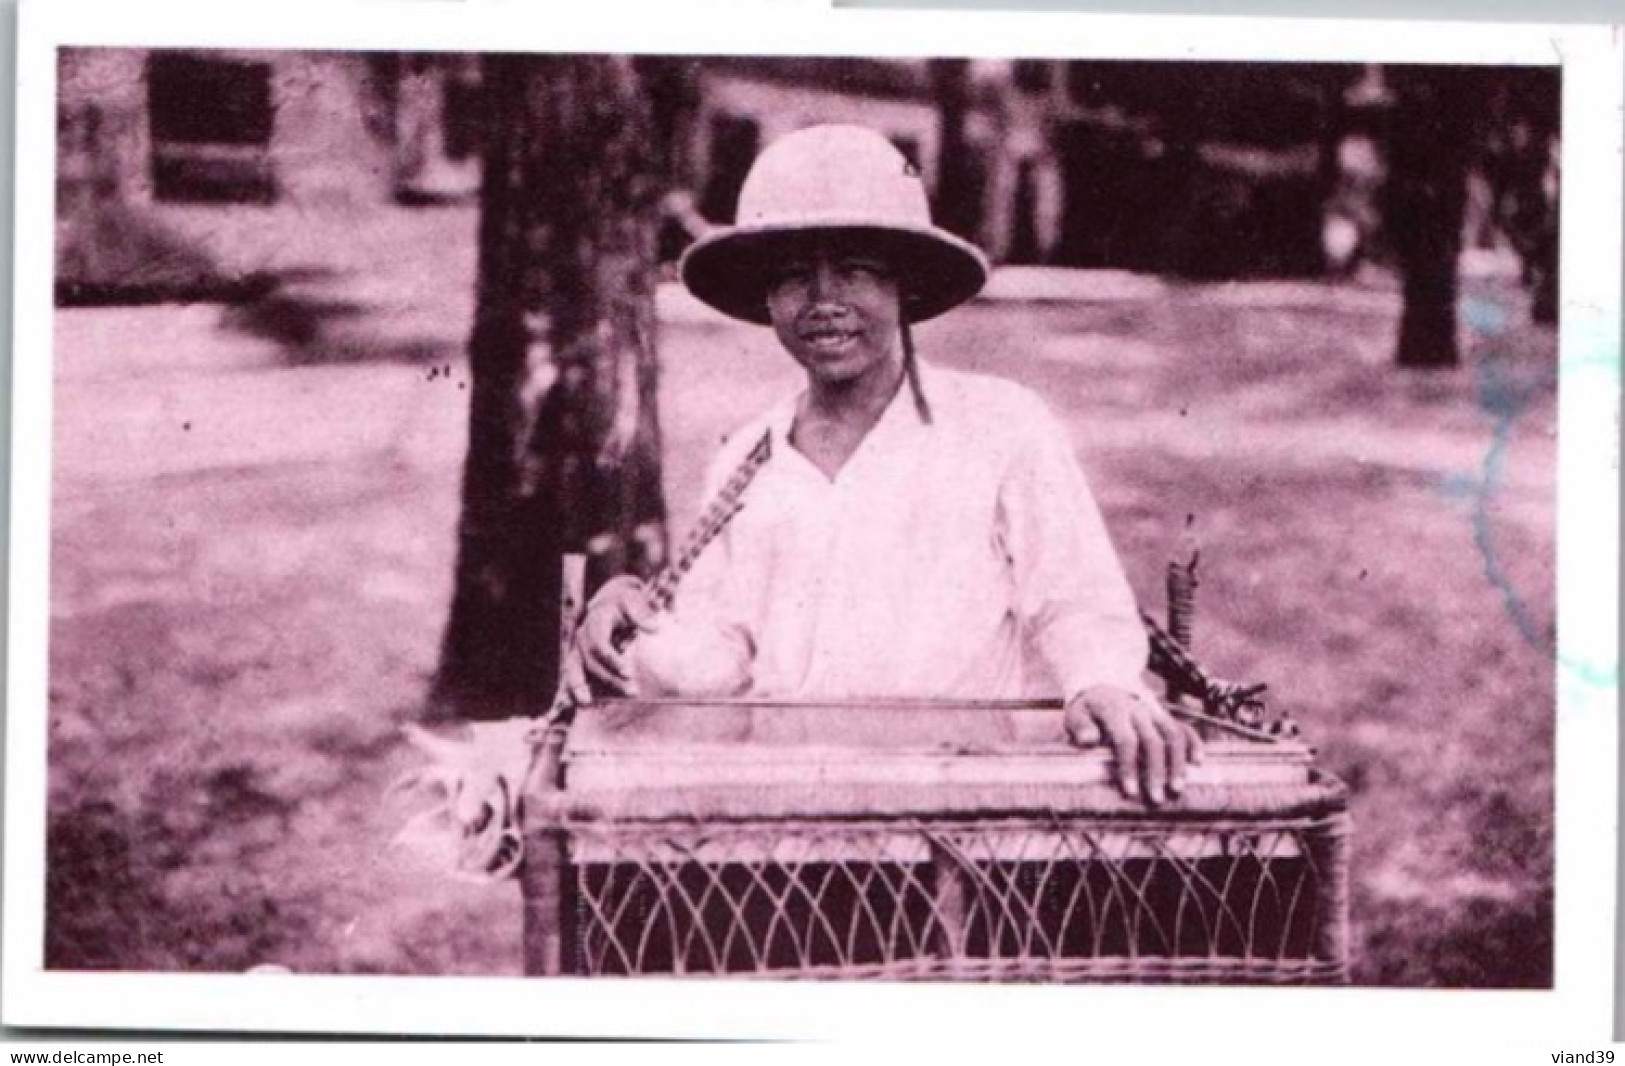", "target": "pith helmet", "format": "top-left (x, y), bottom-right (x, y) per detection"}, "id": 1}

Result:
top-left (680, 124), bottom-right (990, 325)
